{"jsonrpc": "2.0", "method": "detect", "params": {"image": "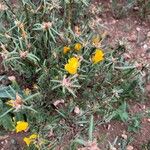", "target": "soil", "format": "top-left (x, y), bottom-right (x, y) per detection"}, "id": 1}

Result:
top-left (0, 131), bottom-right (29, 150)
top-left (0, 0), bottom-right (150, 150)
top-left (95, 102), bottom-right (150, 149)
